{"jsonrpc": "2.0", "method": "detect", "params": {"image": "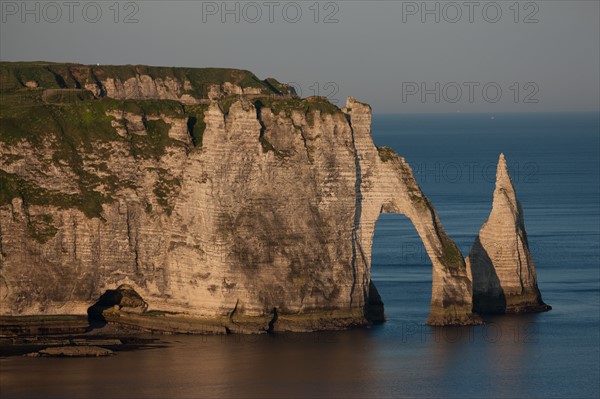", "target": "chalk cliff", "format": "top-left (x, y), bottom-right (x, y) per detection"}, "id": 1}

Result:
top-left (466, 154), bottom-right (550, 314)
top-left (0, 62), bottom-right (486, 332)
